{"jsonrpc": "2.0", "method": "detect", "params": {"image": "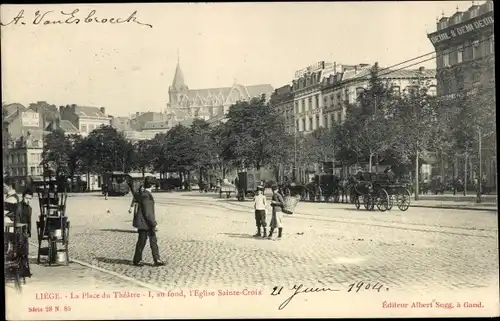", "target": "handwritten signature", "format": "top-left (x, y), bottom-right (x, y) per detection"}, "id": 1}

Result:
top-left (0, 9), bottom-right (153, 28)
top-left (271, 282), bottom-right (389, 310)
